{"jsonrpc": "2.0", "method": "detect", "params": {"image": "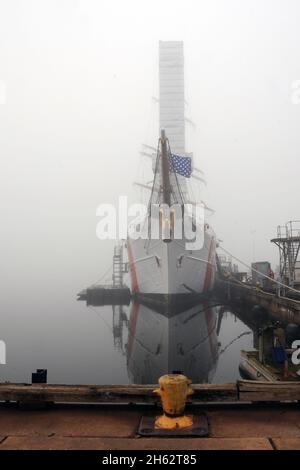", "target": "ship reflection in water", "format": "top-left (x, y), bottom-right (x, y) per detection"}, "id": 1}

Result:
top-left (0, 294), bottom-right (278, 385)
top-left (126, 301), bottom-right (220, 384)
top-left (81, 297), bottom-right (257, 384)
